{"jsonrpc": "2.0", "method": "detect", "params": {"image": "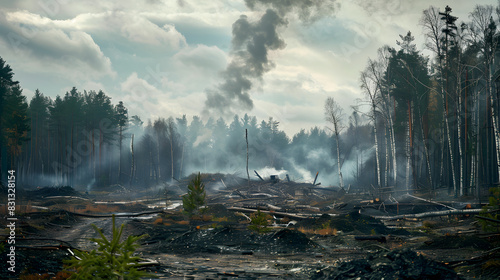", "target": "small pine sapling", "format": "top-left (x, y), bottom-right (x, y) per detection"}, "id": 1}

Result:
top-left (248, 210), bottom-right (272, 233)
top-left (65, 215), bottom-right (152, 279)
top-left (182, 172), bottom-right (206, 216)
